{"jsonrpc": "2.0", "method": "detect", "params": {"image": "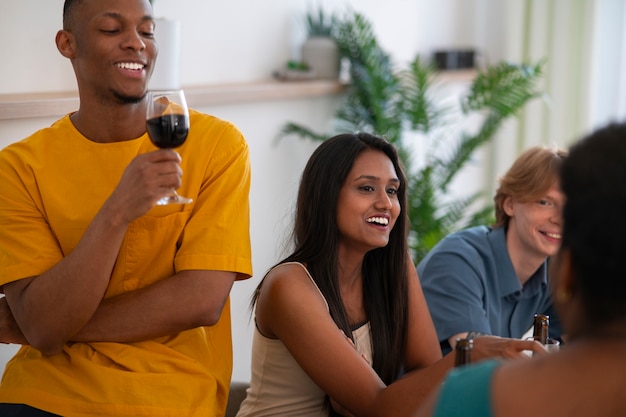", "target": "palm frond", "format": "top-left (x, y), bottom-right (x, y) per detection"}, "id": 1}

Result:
top-left (335, 11), bottom-right (403, 143)
top-left (399, 56), bottom-right (442, 133)
top-left (438, 62), bottom-right (545, 188)
top-left (462, 61), bottom-right (545, 117)
top-left (279, 123), bottom-right (328, 143)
